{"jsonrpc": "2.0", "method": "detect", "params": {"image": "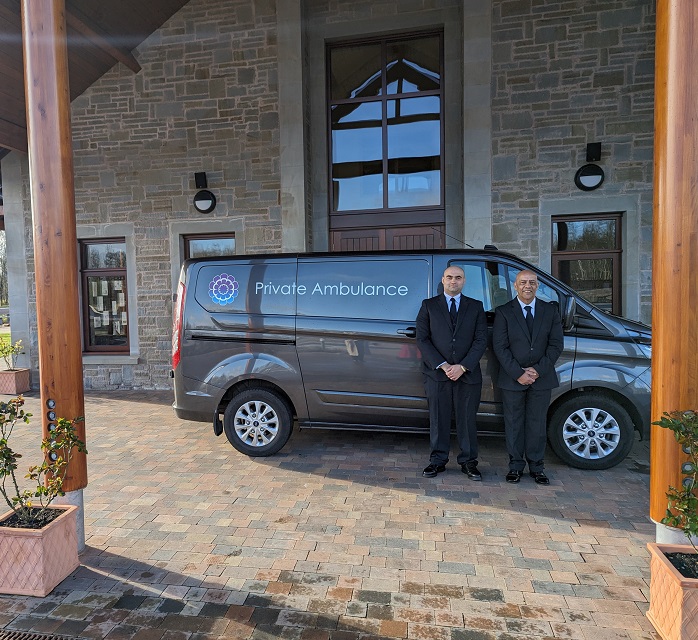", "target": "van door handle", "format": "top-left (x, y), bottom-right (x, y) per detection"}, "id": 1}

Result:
top-left (398, 327), bottom-right (417, 338)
